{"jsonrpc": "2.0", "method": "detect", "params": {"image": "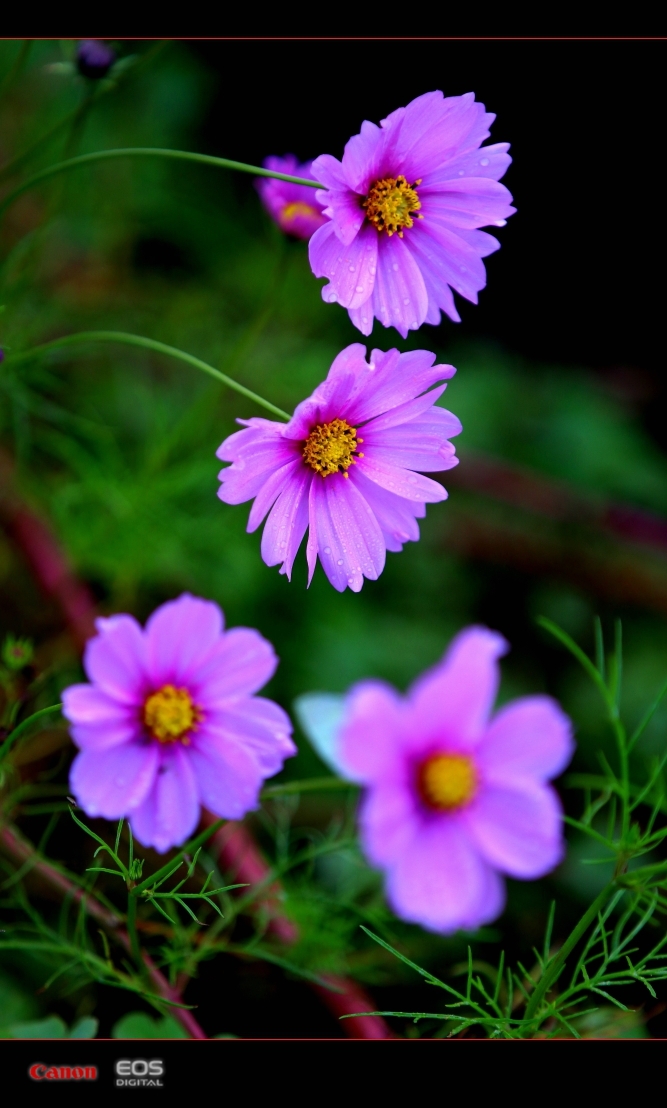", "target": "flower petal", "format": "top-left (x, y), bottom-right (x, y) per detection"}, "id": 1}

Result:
top-left (261, 464), bottom-right (311, 579)
top-left (309, 472), bottom-right (385, 592)
top-left (84, 615), bottom-right (147, 704)
top-left (421, 178), bottom-right (515, 231)
top-left (357, 455), bottom-right (447, 503)
top-left (70, 741), bottom-right (159, 819)
top-left (385, 816), bottom-right (506, 933)
top-left (188, 730), bottom-right (263, 819)
top-left (464, 782), bottom-right (564, 878)
top-left (478, 696), bottom-right (575, 785)
top-left (192, 627), bottom-right (277, 705)
top-left (310, 220), bottom-right (378, 310)
top-left (207, 697), bottom-right (296, 777)
top-left (130, 745), bottom-right (200, 853)
top-left (408, 627), bottom-right (508, 749)
top-left (339, 679), bottom-right (405, 783)
top-left (350, 348), bottom-right (455, 425)
top-left (248, 458), bottom-right (301, 533)
top-left (371, 233), bottom-right (429, 337)
top-left (353, 471), bottom-right (424, 552)
top-left (62, 683), bottom-right (138, 751)
top-left (145, 594), bottom-right (223, 687)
